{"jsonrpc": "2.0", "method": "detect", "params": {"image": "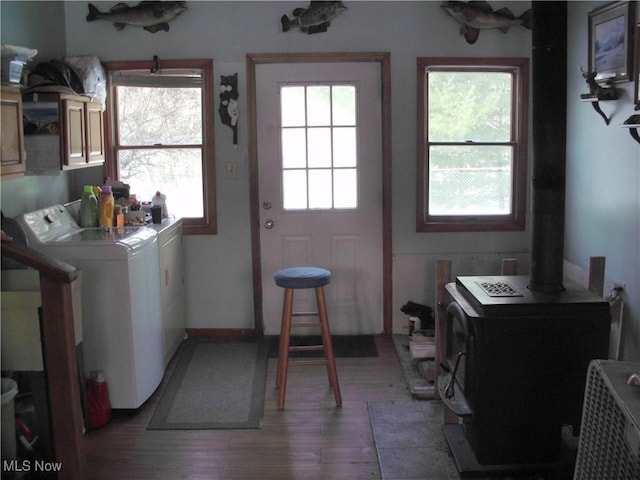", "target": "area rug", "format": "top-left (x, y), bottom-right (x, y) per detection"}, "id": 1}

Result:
top-left (368, 399), bottom-right (456, 480)
top-left (368, 399), bottom-right (577, 480)
top-left (148, 339), bottom-right (268, 430)
top-left (267, 335), bottom-right (378, 358)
